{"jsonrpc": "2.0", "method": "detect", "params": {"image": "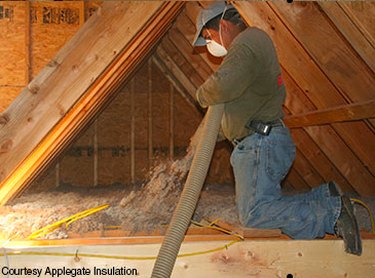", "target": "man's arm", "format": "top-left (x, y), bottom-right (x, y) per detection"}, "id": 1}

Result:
top-left (196, 43), bottom-right (257, 108)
